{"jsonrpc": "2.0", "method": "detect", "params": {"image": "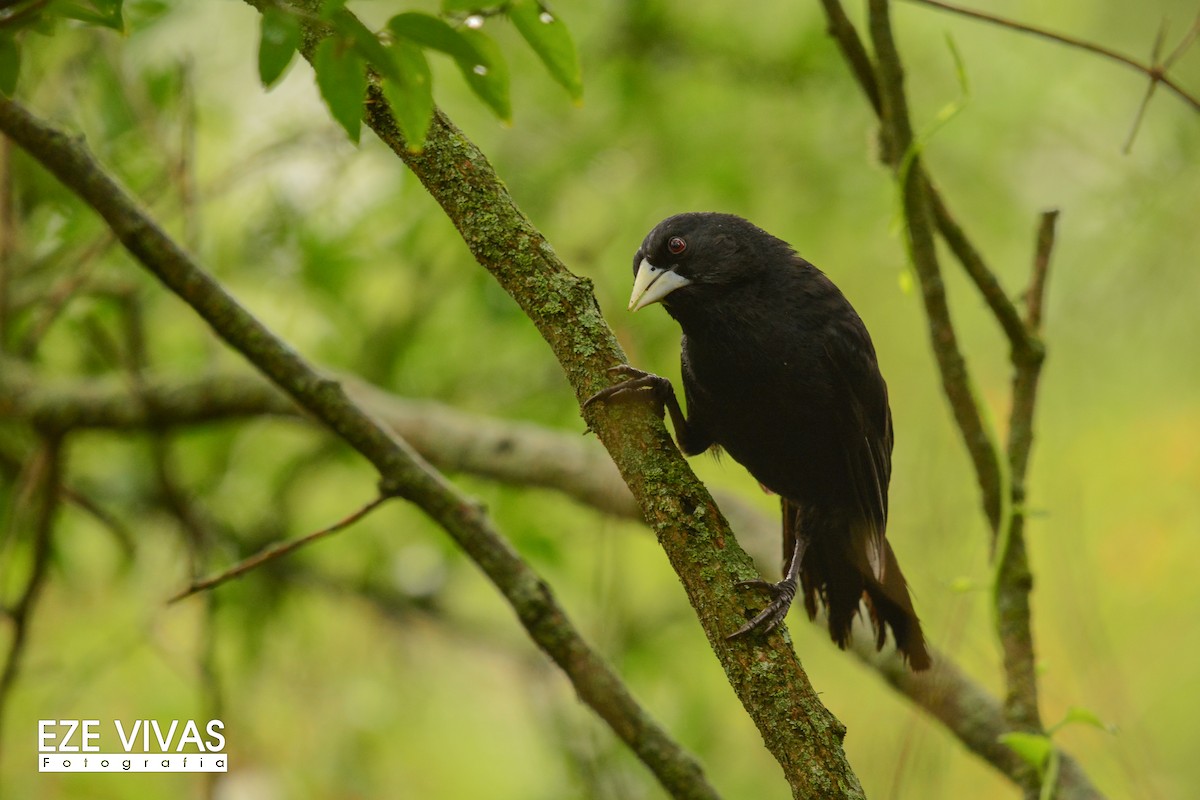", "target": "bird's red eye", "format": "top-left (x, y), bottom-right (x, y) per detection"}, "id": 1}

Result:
top-left (667, 236), bottom-right (686, 255)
